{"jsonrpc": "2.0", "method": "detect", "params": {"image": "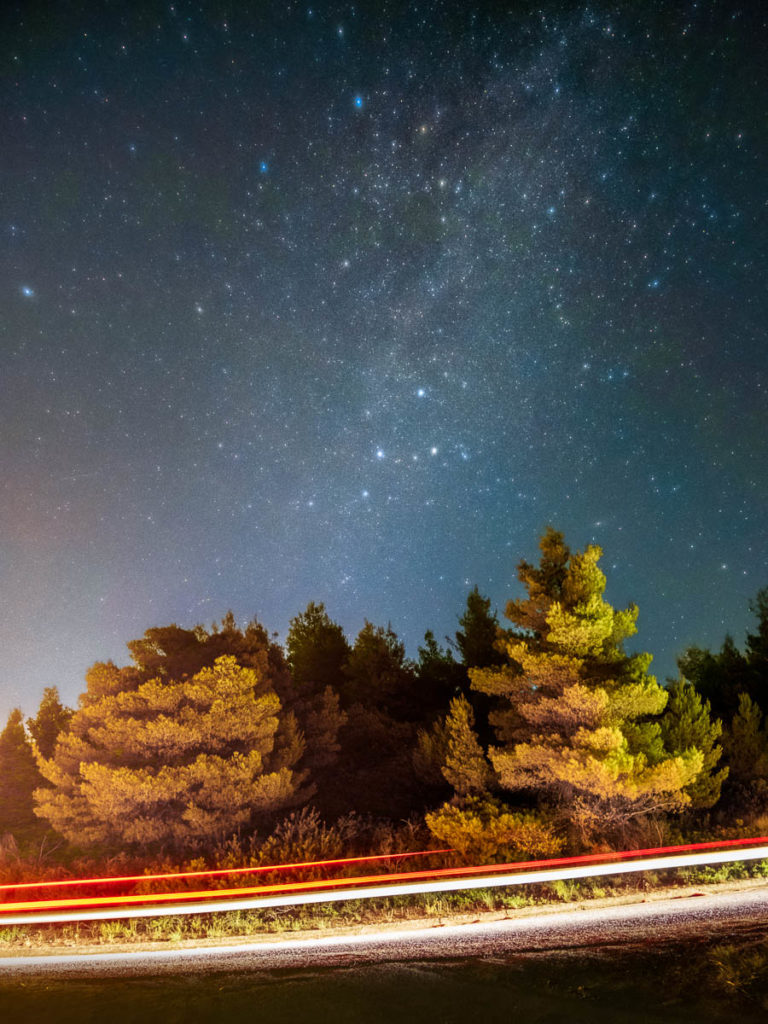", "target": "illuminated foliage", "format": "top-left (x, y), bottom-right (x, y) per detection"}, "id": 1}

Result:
top-left (27, 686), bottom-right (73, 759)
top-left (441, 696), bottom-right (492, 797)
top-left (470, 528), bottom-right (703, 845)
top-left (34, 656), bottom-right (307, 851)
top-left (661, 678), bottom-right (727, 810)
top-left (413, 715), bottom-right (452, 791)
top-left (425, 797), bottom-right (562, 863)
